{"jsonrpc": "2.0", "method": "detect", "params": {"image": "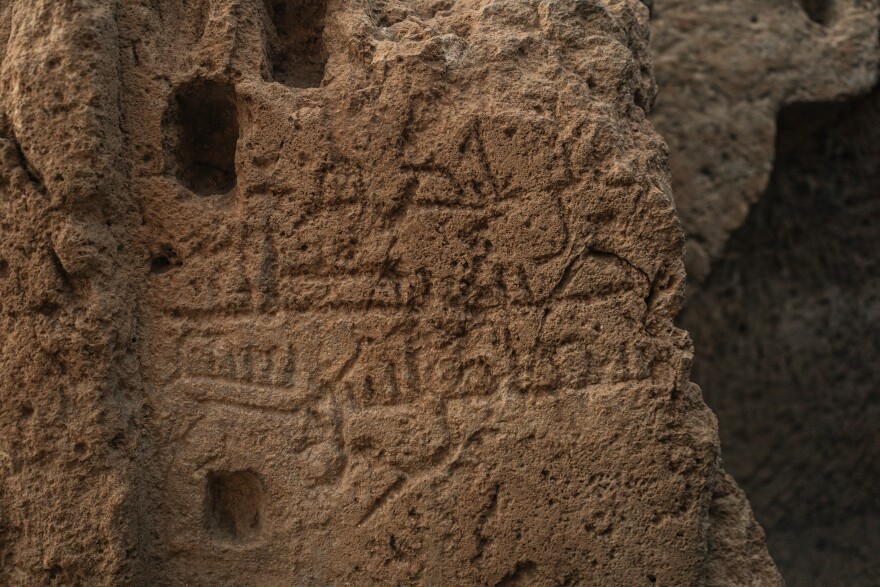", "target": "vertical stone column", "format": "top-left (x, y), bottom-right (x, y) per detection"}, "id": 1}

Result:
top-left (0, 0), bottom-right (139, 584)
